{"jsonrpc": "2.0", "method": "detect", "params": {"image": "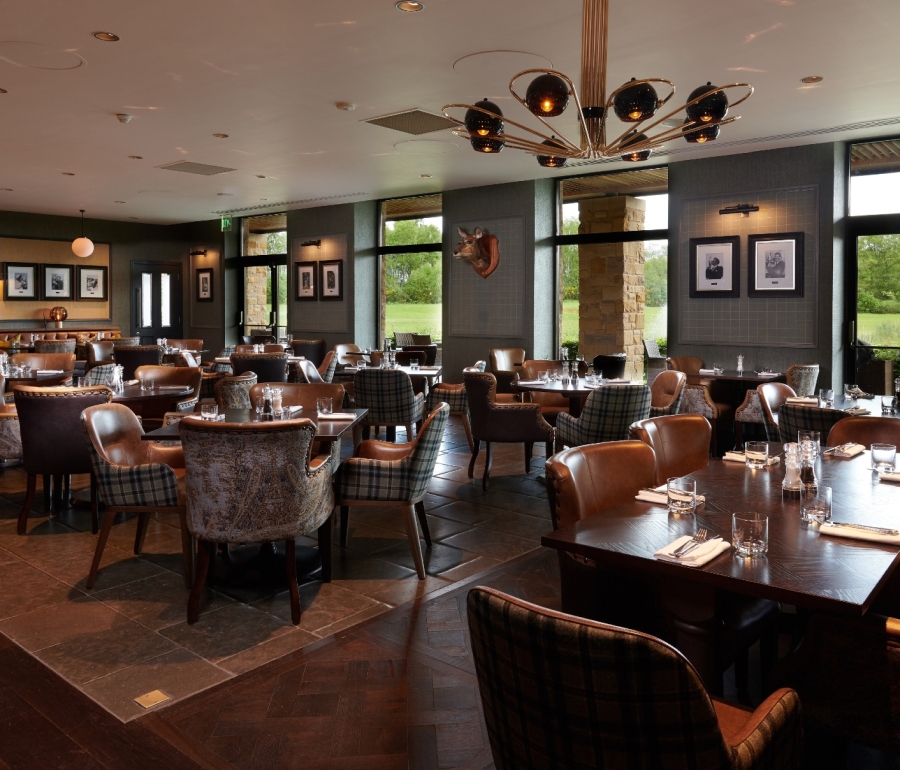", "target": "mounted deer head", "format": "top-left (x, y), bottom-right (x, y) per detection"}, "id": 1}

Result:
top-left (453, 226), bottom-right (500, 279)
